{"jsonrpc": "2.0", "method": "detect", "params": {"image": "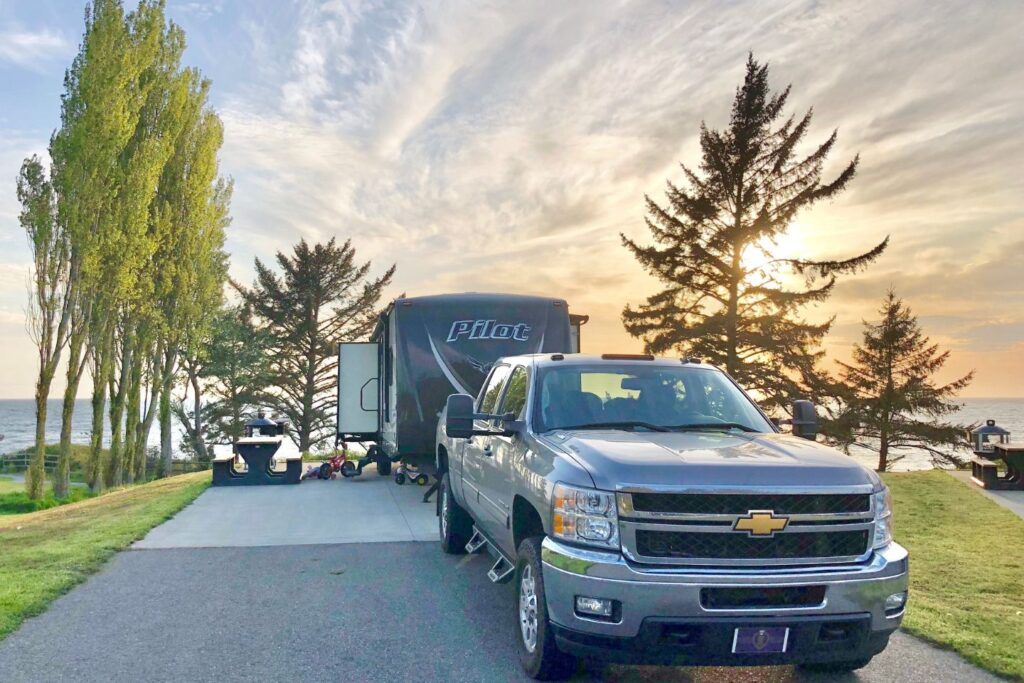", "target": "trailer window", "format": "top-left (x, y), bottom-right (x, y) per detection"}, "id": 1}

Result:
top-left (500, 366), bottom-right (529, 419)
top-left (479, 364), bottom-right (512, 414)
